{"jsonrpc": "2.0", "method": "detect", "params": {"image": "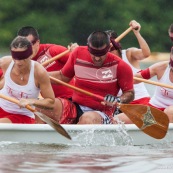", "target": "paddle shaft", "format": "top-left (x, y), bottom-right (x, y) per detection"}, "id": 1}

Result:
top-left (49, 76), bottom-right (104, 101)
top-left (0, 93), bottom-right (38, 112)
top-left (115, 27), bottom-right (132, 42)
top-left (0, 93), bottom-right (71, 139)
top-left (42, 49), bottom-right (70, 67)
top-left (134, 77), bottom-right (173, 90)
